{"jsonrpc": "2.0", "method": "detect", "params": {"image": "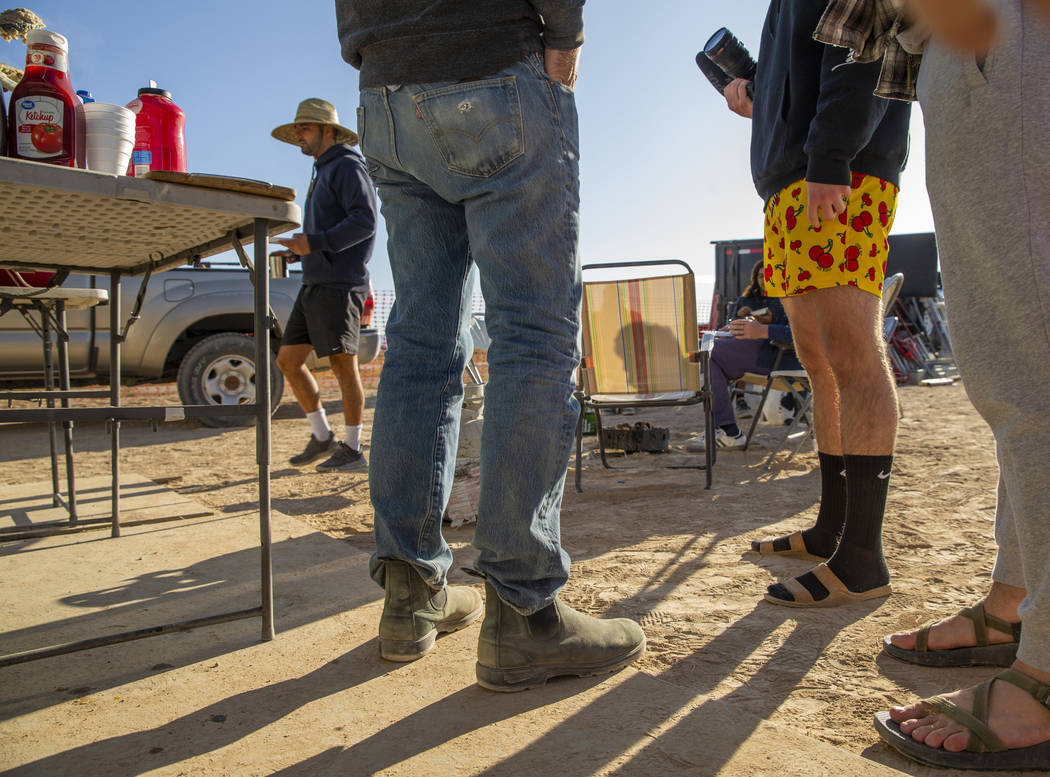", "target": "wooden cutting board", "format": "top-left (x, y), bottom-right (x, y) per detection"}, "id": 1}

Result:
top-left (144, 171), bottom-right (297, 201)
